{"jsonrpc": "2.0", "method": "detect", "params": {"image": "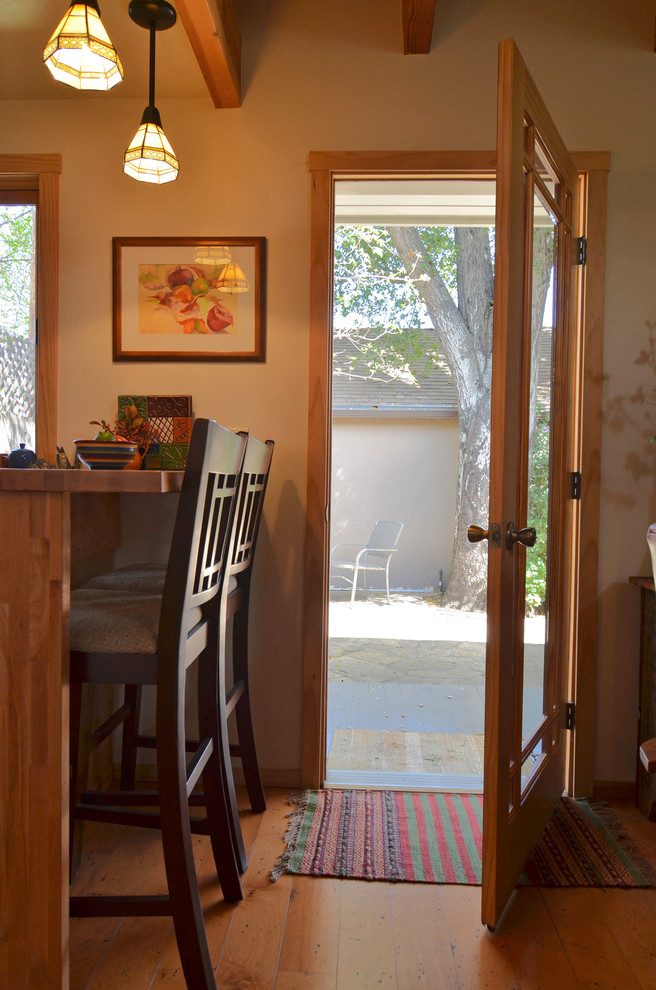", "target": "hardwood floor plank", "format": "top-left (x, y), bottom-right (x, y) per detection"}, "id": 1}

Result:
top-left (541, 888), bottom-right (642, 989)
top-left (148, 805), bottom-right (265, 987)
top-left (277, 876), bottom-right (341, 983)
top-left (391, 883), bottom-right (458, 987)
top-left (592, 889), bottom-right (656, 989)
top-left (440, 886), bottom-right (520, 988)
top-left (214, 790), bottom-right (295, 989)
top-left (499, 889), bottom-right (579, 989)
top-left (337, 881), bottom-right (396, 989)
